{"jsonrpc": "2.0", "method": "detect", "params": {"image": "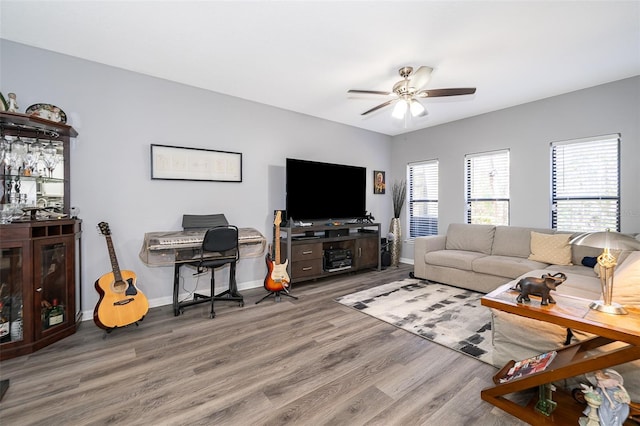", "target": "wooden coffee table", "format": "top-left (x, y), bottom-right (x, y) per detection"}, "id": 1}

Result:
top-left (480, 284), bottom-right (640, 425)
